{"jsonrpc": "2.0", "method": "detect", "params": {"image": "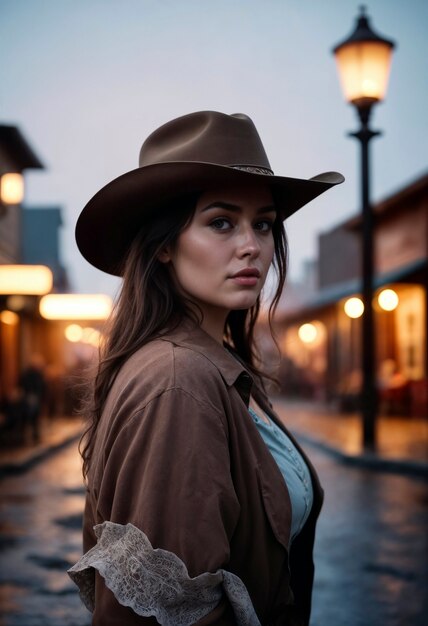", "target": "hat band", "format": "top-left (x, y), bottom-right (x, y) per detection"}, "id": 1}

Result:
top-left (231, 165), bottom-right (274, 176)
